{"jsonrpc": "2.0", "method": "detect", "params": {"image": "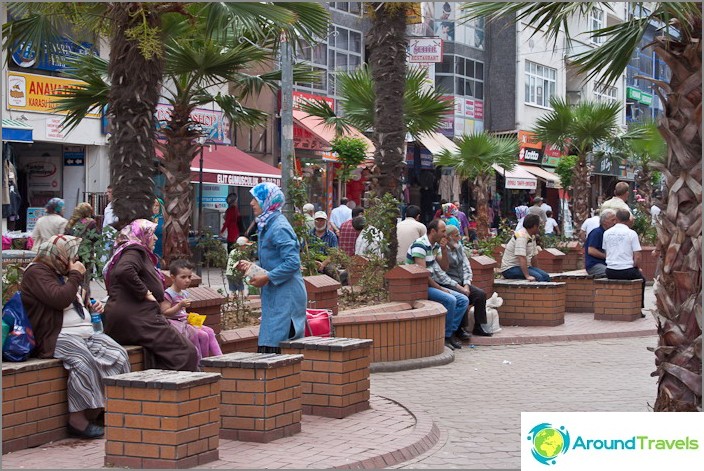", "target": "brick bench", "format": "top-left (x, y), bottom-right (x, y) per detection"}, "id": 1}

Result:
top-left (1, 346), bottom-right (144, 454)
top-left (104, 369), bottom-right (221, 469)
top-left (593, 279), bottom-right (643, 321)
top-left (304, 275), bottom-right (341, 315)
top-left (280, 337), bottom-right (373, 419)
top-left (551, 270), bottom-right (595, 313)
top-left (186, 286), bottom-right (226, 335)
top-left (201, 352), bottom-right (304, 443)
top-left (493, 280), bottom-right (567, 326)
